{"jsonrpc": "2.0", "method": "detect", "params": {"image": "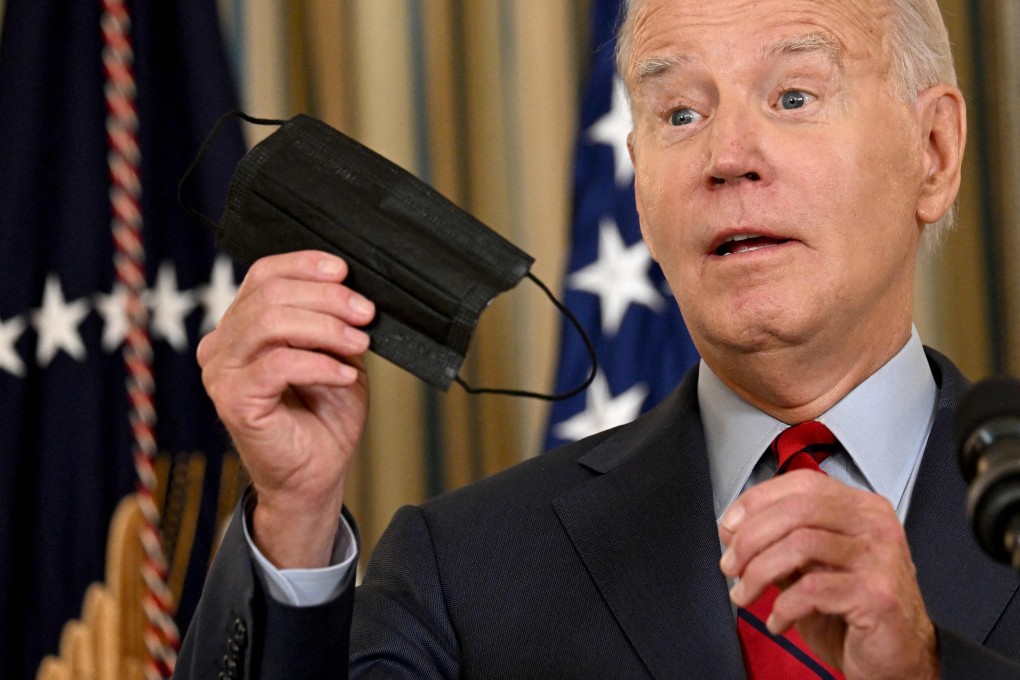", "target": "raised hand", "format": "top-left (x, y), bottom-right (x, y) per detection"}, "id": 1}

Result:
top-left (197, 250), bottom-right (376, 569)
